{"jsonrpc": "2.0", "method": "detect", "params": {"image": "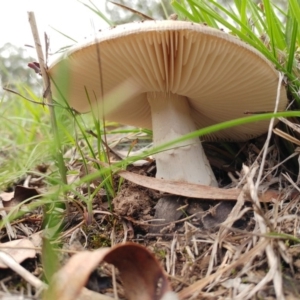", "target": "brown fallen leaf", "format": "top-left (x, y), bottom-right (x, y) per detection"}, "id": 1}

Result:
top-left (89, 160), bottom-right (288, 202)
top-left (1, 185), bottom-right (40, 208)
top-left (116, 169), bottom-right (286, 202)
top-left (0, 239), bottom-right (36, 268)
top-left (45, 242), bottom-right (173, 300)
top-left (0, 191), bottom-right (14, 201)
top-left (13, 185), bottom-right (40, 202)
